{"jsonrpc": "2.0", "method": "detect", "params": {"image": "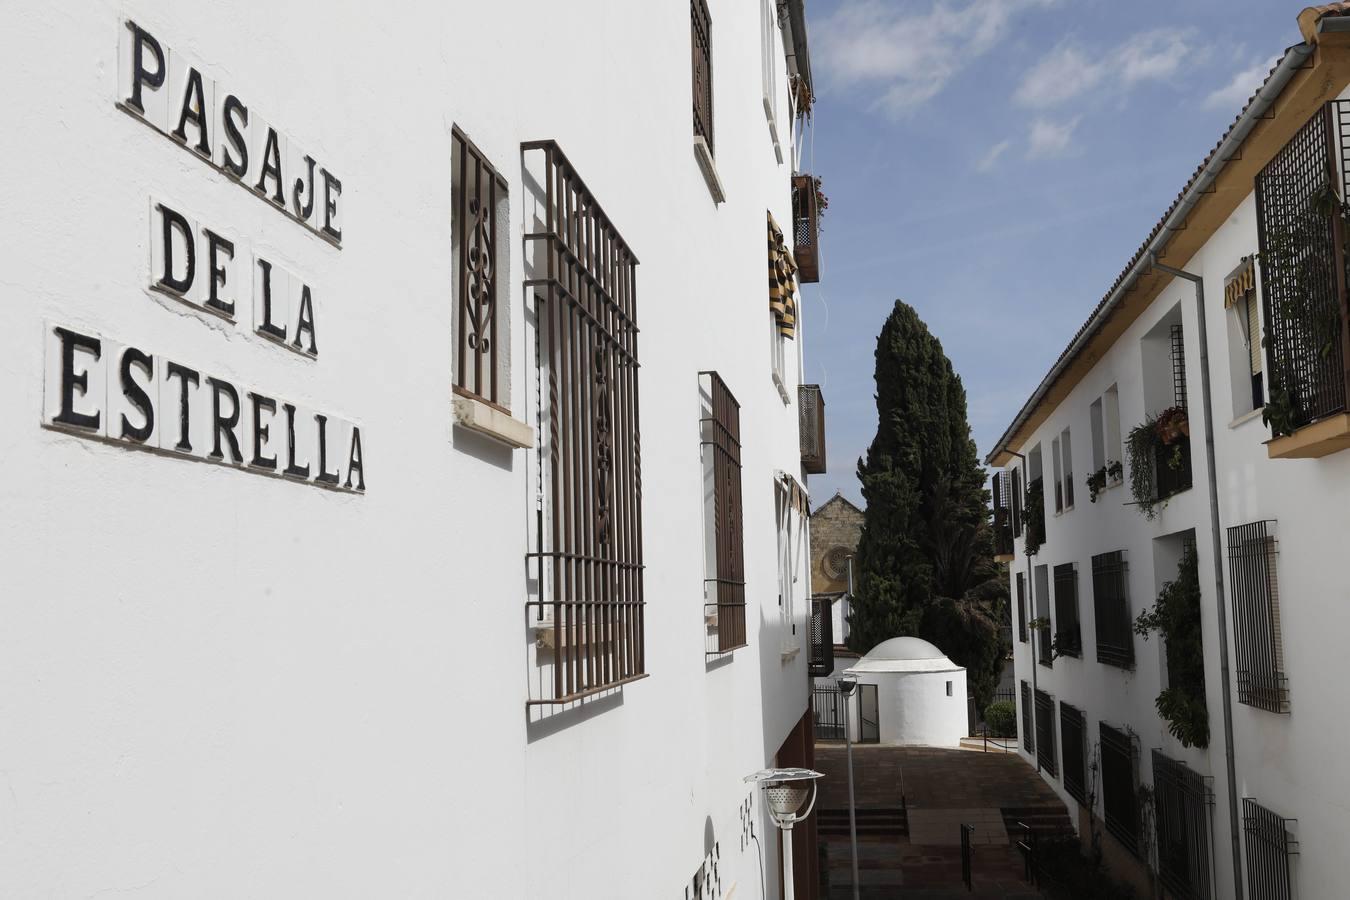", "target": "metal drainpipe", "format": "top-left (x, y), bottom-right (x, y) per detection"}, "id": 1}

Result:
top-left (1008, 450), bottom-right (1038, 773)
top-left (1149, 255), bottom-right (1242, 897)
